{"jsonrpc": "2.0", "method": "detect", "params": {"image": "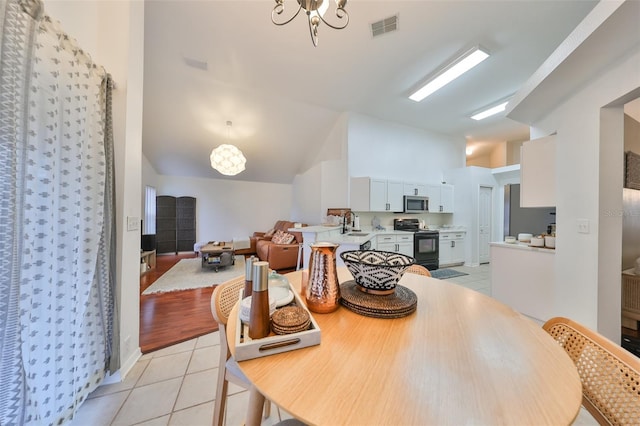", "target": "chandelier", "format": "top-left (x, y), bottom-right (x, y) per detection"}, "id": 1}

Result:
top-left (271, 0), bottom-right (349, 47)
top-left (210, 121), bottom-right (246, 176)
